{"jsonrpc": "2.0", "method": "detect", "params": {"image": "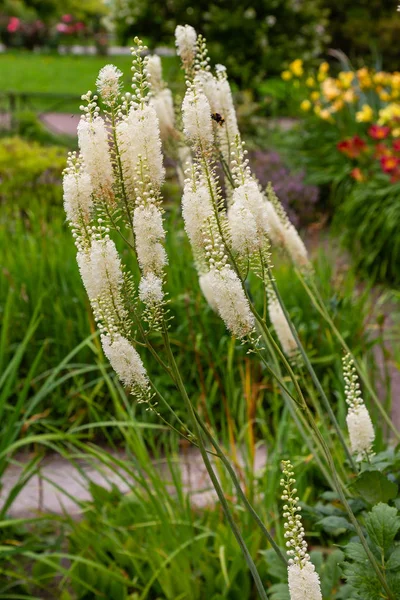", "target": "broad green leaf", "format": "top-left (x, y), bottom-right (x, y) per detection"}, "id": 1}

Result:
top-left (353, 471), bottom-right (398, 505)
top-left (317, 516), bottom-right (354, 536)
top-left (365, 503), bottom-right (400, 553)
top-left (386, 546), bottom-right (400, 571)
